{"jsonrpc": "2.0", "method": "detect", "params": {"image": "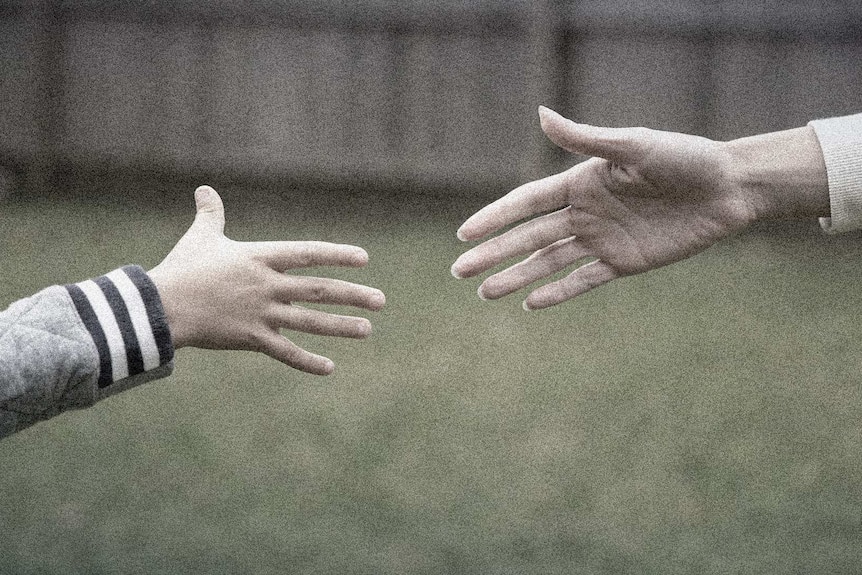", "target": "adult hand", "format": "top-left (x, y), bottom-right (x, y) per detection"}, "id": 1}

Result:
top-left (451, 106), bottom-right (827, 310)
top-left (148, 186), bottom-right (385, 375)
